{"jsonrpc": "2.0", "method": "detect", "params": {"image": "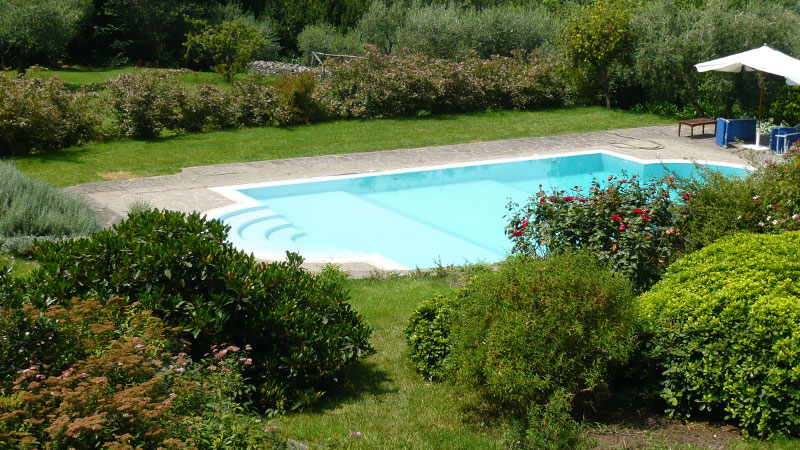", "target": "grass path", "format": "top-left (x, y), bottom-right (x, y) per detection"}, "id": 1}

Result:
top-left (275, 275), bottom-right (500, 449)
top-left (14, 107), bottom-right (673, 187)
